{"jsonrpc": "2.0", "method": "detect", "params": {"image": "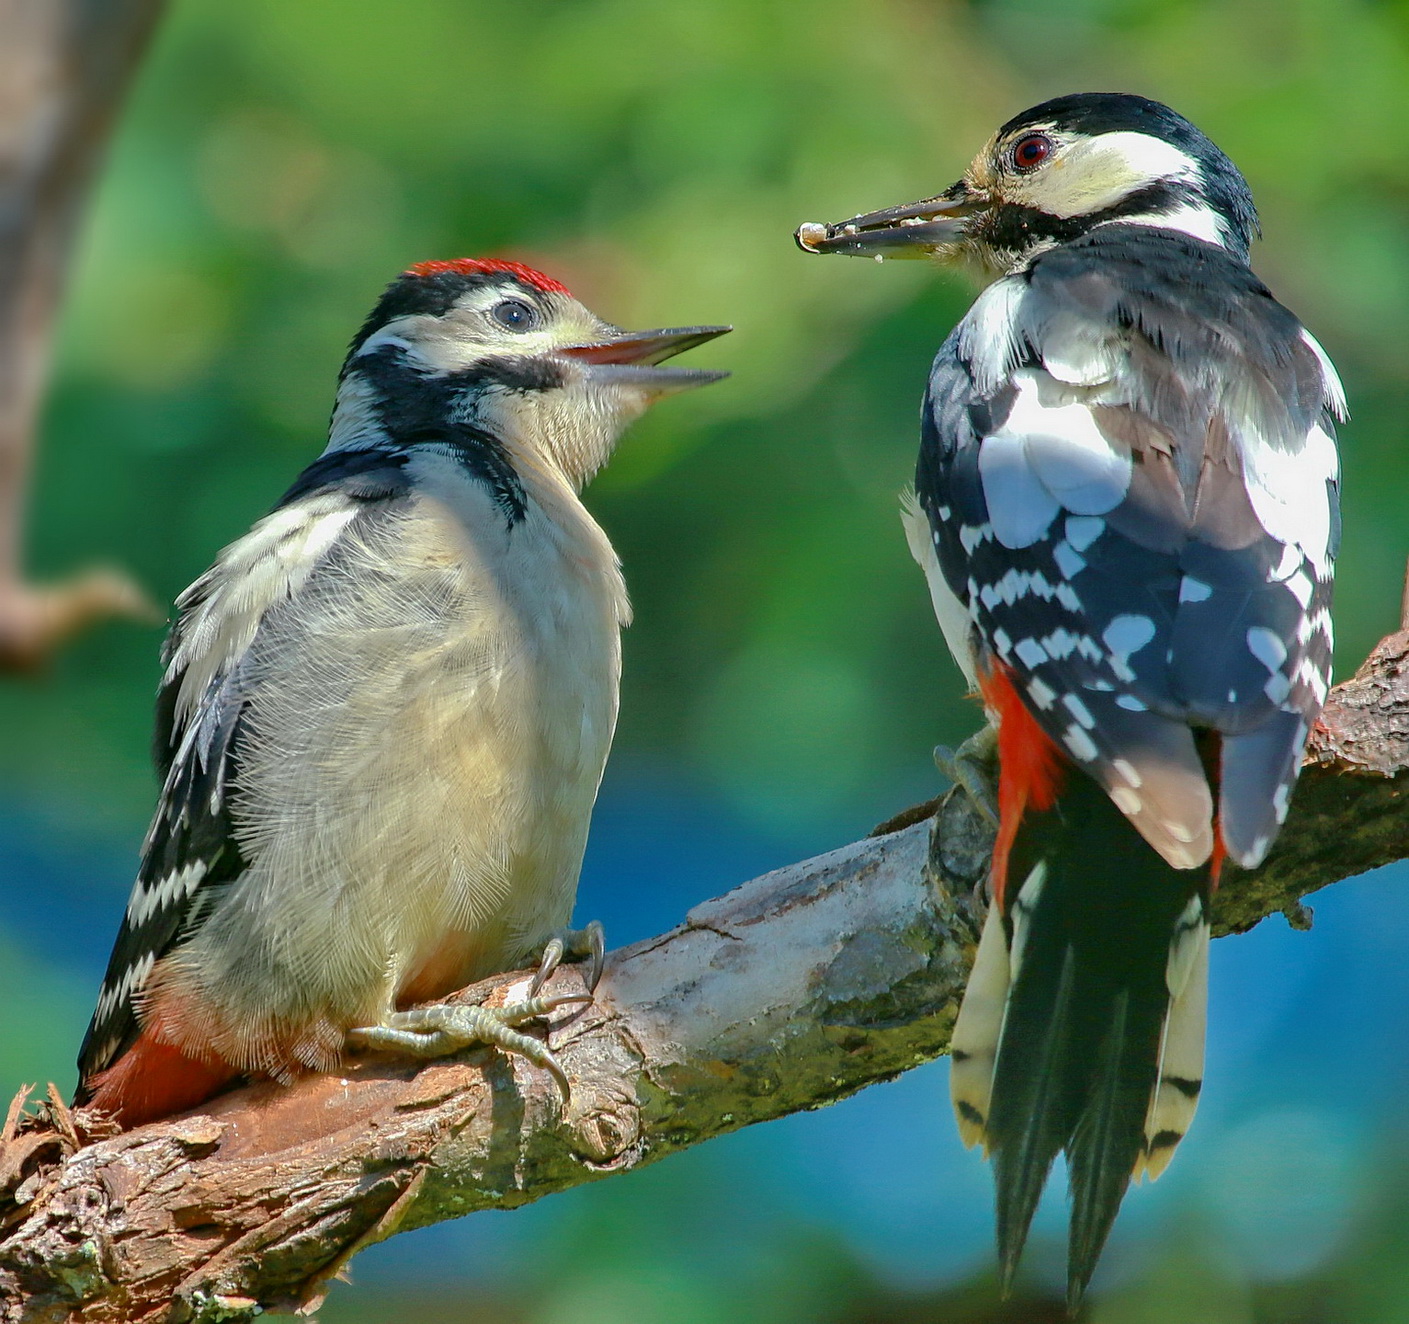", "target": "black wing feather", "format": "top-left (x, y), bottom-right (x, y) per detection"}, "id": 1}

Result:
top-left (75, 448), bottom-right (414, 1091)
